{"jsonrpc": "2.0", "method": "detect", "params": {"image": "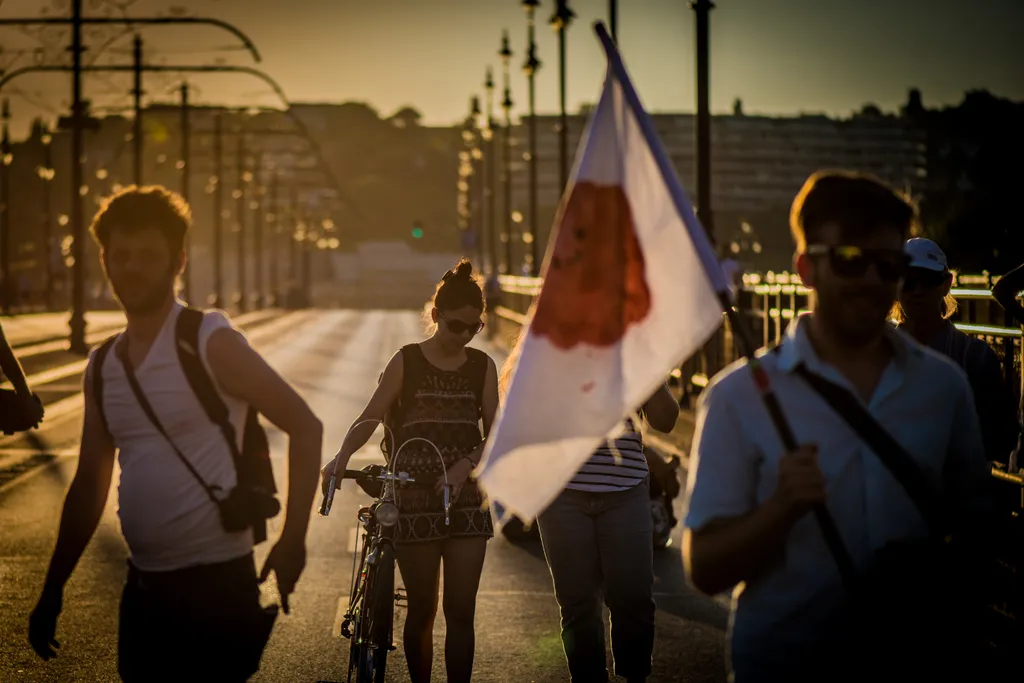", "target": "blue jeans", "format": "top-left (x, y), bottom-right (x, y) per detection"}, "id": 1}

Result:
top-left (537, 482), bottom-right (656, 682)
